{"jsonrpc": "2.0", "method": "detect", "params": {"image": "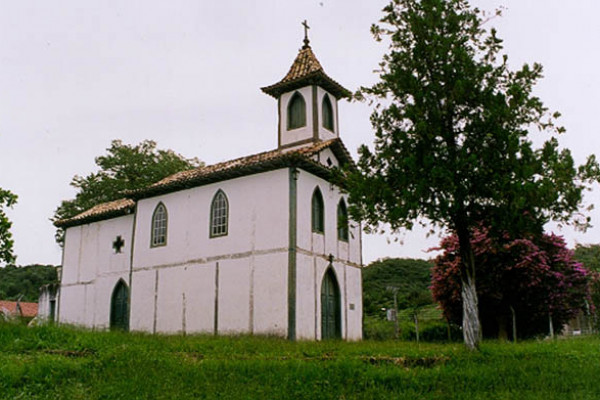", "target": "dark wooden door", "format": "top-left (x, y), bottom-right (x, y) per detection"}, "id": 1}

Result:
top-left (321, 269), bottom-right (341, 339)
top-left (110, 280), bottom-right (129, 331)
